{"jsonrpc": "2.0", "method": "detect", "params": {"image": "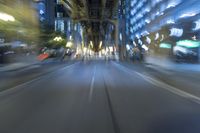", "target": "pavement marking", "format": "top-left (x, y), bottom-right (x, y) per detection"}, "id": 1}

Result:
top-left (145, 64), bottom-right (173, 75)
top-left (112, 61), bottom-right (200, 105)
top-left (17, 64), bottom-right (41, 72)
top-left (0, 62), bottom-right (79, 97)
top-left (89, 65), bottom-right (96, 103)
top-left (57, 62), bottom-right (80, 71)
top-left (103, 74), bottom-right (121, 133)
